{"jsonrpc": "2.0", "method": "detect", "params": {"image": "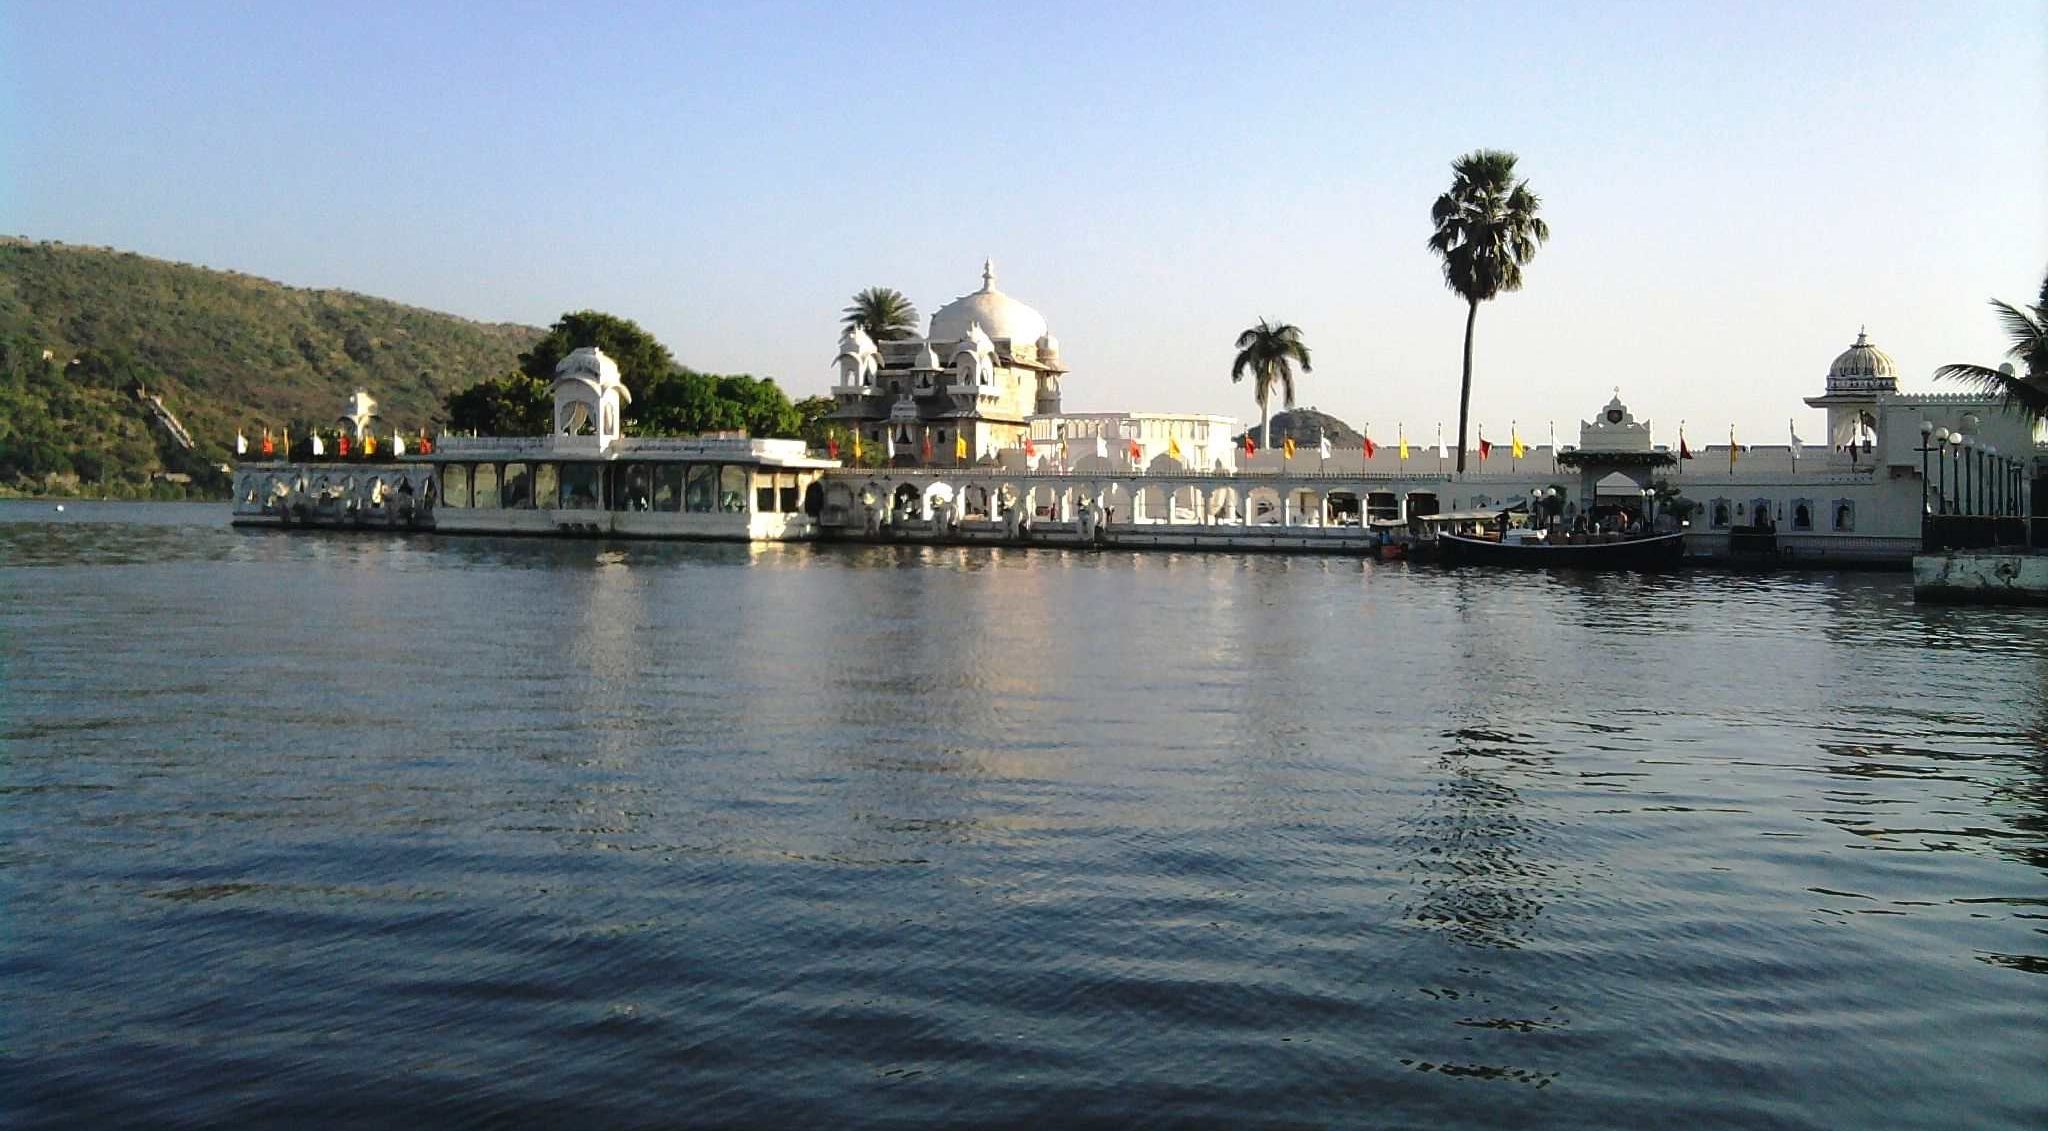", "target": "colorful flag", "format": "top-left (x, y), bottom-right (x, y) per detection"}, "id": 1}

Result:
top-left (1023, 437), bottom-right (1036, 459)
top-left (921, 433), bottom-right (933, 462)
top-left (363, 434), bottom-right (376, 456)
top-left (418, 429), bottom-right (432, 455)
top-left (260, 430), bottom-right (275, 457)
top-left (1283, 436), bottom-right (1296, 460)
top-left (337, 434), bottom-right (350, 457)
top-left (1363, 428), bottom-right (1377, 460)
top-left (1511, 424), bottom-right (1526, 460)
top-left (1679, 424), bottom-right (1694, 460)
top-left (1167, 434), bottom-right (1183, 462)
top-left (1127, 438), bottom-right (1142, 463)
top-left (1478, 426), bottom-right (1492, 462)
top-left (956, 432), bottom-right (969, 460)
top-left (1398, 426), bottom-right (1409, 462)
top-left (827, 436), bottom-right (840, 459)
top-left (853, 432), bottom-right (864, 460)
top-left (1243, 433), bottom-right (1256, 458)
